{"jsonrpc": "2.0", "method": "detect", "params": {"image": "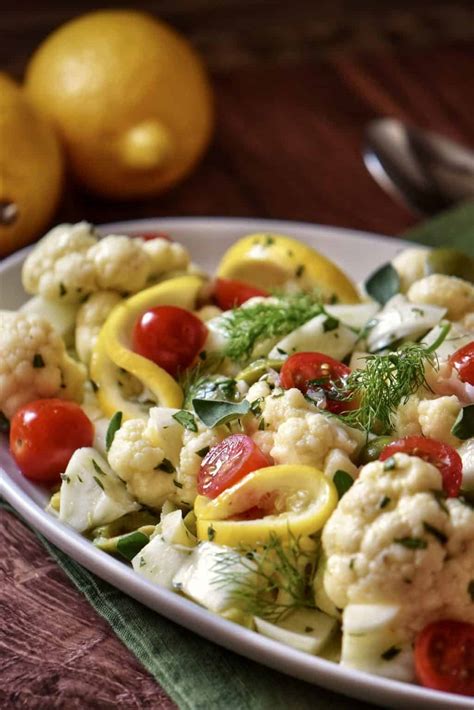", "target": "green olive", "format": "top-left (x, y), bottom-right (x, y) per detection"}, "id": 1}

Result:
top-left (91, 510), bottom-right (159, 539)
top-left (236, 358), bottom-right (283, 385)
top-left (425, 248), bottom-right (474, 283)
top-left (358, 436), bottom-right (393, 465)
